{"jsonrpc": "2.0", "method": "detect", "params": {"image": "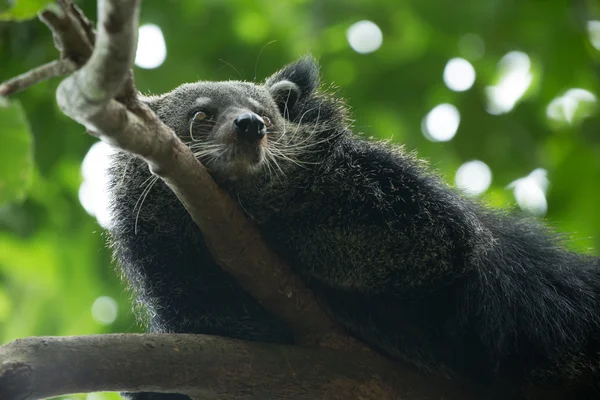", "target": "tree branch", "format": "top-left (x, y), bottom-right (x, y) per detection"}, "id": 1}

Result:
top-left (0, 1), bottom-right (137, 102)
top-left (38, 1), bottom-right (95, 65)
top-left (0, 334), bottom-right (471, 400)
top-left (0, 59), bottom-right (77, 96)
